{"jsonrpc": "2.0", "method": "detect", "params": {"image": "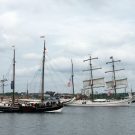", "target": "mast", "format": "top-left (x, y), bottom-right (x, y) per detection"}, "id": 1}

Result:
top-left (2, 76), bottom-right (5, 95)
top-left (71, 59), bottom-right (75, 96)
top-left (12, 46), bottom-right (15, 105)
top-left (84, 56), bottom-right (94, 101)
top-left (106, 56), bottom-right (125, 98)
top-left (83, 55), bottom-right (102, 102)
top-left (26, 81), bottom-right (29, 99)
top-left (41, 36), bottom-right (45, 103)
